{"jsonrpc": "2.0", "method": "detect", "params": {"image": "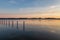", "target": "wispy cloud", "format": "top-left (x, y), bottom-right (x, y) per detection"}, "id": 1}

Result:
top-left (19, 5), bottom-right (60, 14)
top-left (19, 7), bottom-right (41, 13)
top-left (49, 5), bottom-right (60, 9)
top-left (0, 0), bottom-right (60, 16)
